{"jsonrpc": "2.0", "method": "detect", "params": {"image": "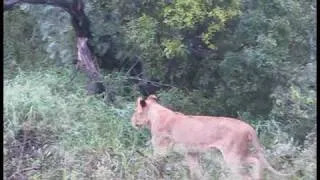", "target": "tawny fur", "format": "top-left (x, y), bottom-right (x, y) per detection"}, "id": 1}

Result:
top-left (131, 95), bottom-right (293, 180)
